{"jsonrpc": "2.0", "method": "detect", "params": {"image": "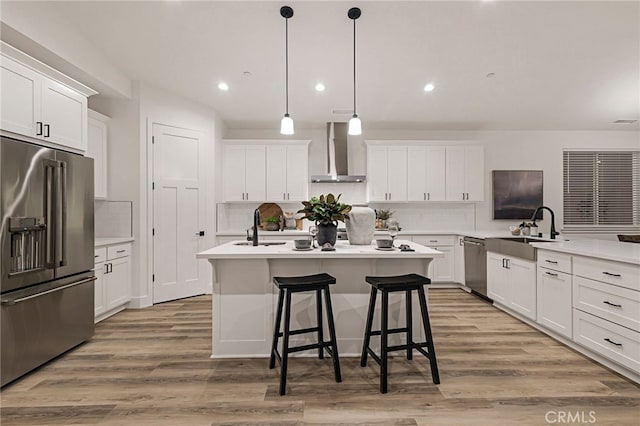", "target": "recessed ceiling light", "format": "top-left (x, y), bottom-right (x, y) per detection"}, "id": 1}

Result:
top-left (423, 83), bottom-right (435, 92)
top-left (315, 83), bottom-right (326, 92)
top-left (218, 82), bottom-right (229, 91)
